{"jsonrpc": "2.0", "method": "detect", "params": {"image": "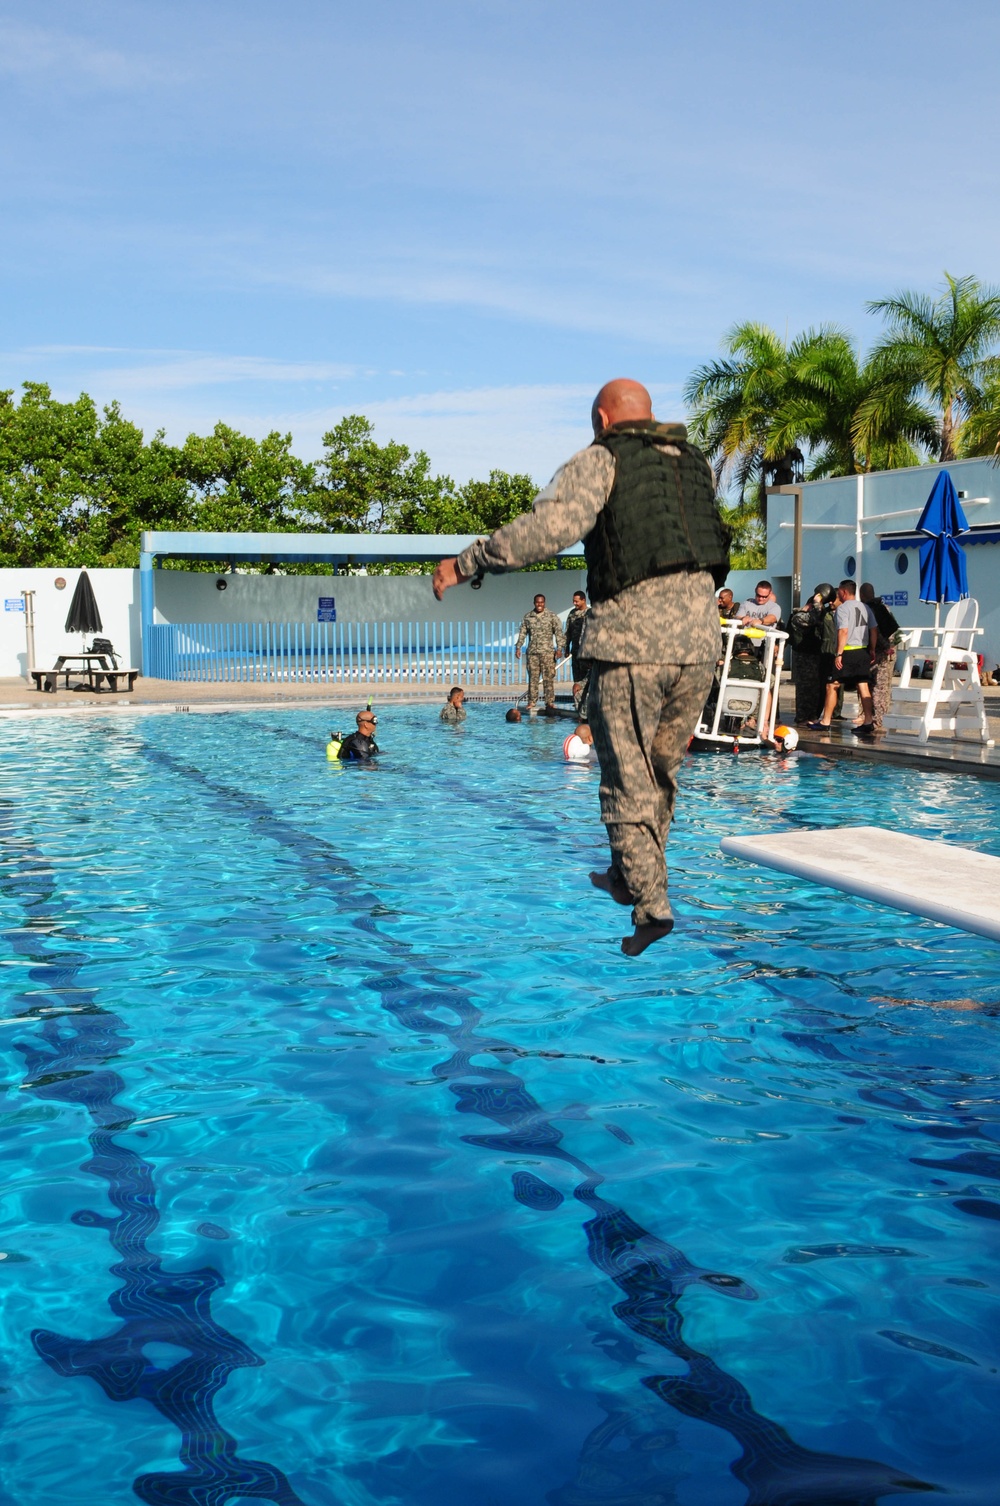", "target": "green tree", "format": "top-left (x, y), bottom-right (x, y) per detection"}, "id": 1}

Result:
top-left (180, 423), bottom-right (314, 535)
top-left (311, 415), bottom-right (448, 533)
top-left (83, 402), bottom-right (191, 564)
top-left (866, 273), bottom-right (1000, 461)
top-left (390, 467), bottom-right (536, 535)
top-left (959, 367), bottom-right (1000, 459)
top-left (684, 322), bottom-right (803, 512)
top-left (773, 329), bottom-right (934, 477)
top-left (0, 383), bottom-right (191, 567)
